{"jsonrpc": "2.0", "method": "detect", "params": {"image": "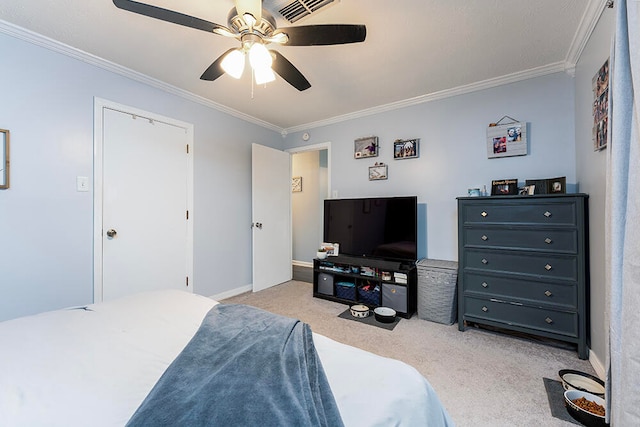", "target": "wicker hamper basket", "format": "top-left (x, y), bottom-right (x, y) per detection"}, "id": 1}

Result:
top-left (417, 259), bottom-right (458, 325)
